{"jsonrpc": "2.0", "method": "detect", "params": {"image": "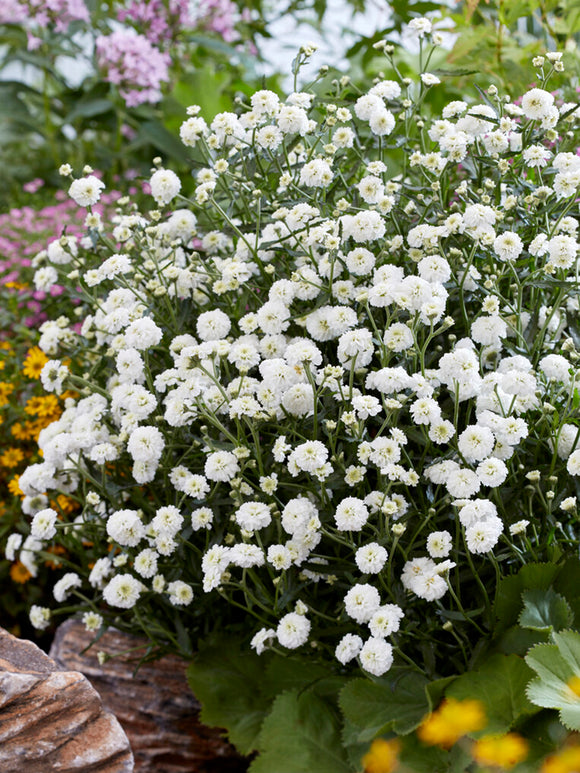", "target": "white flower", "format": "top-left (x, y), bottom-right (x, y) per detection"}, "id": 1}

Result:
top-left (251, 627), bottom-right (276, 655)
top-left (288, 440), bottom-right (329, 473)
top-left (276, 612), bottom-right (311, 648)
top-left (407, 17), bottom-right (432, 36)
top-left (204, 450), bottom-right (240, 481)
top-left (344, 583), bottom-right (381, 623)
top-left (53, 572), bottom-right (82, 602)
top-left (521, 88), bottom-right (555, 120)
top-left (30, 605), bottom-right (51, 630)
top-left (82, 612), bottom-right (103, 632)
top-left (191, 507), bottom-right (213, 531)
top-left (493, 231), bottom-right (523, 261)
top-left (196, 309), bottom-right (231, 340)
top-left (476, 458), bottom-right (508, 487)
top-left (103, 573), bottom-right (143, 608)
top-left (567, 450), bottom-right (580, 476)
top-left (421, 73), bottom-right (441, 86)
top-left (509, 520), bottom-right (529, 536)
top-left (426, 531), bottom-right (452, 558)
top-left (335, 633), bottom-right (363, 664)
top-left (465, 517), bottom-right (503, 554)
top-left (124, 318), bottom-right (163, 350)
top-left (368, 604), bottom-right (404, 638)
top-left (235, 501), bottom-right (272, 531)
top-left (167, 581), bottom-right (194, 606)
top-left (149, 168), bottom-right (181, 205)
top-left (299, 159), bottom-right (333, 187)
top-left (359, 637), bottom-right (393, 676)
top-left (107, 509), bottom-right (145, 547)
top-left (151, 505), bottom-right (184, 537)
top-left (40, 360), bottom-right (69, 394)
top-left (446, 468), bottom-right (481, 498)
top-left (201, 544), bottom-right (231, 592)
top-left (5, 533), bottom-right (22, 562)
top-left (458, 425), bottom-right (495, 462)
top-left (30, 508), bottom-right (58, 540)
top-left (127, 426), bottom-right (165, 463)
top-left (134, 548), bottom-right (159, 578)
top-left (334, 497), bottom-right (369, 531)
